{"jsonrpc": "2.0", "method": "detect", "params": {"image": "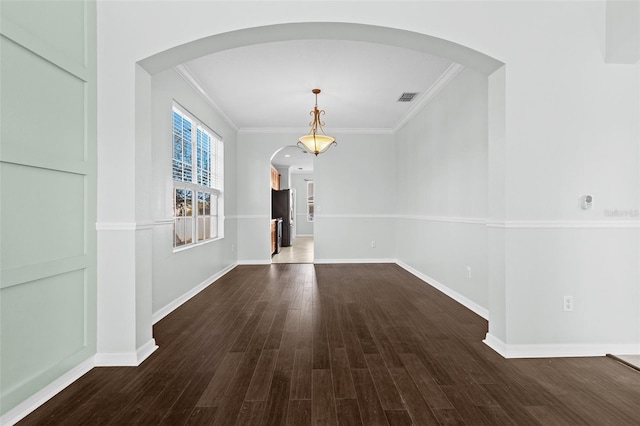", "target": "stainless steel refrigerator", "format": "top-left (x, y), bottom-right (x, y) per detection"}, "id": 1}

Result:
top-left (272, 189), bottom-right (294, 247)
